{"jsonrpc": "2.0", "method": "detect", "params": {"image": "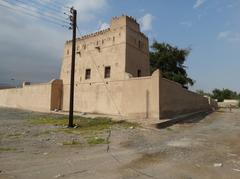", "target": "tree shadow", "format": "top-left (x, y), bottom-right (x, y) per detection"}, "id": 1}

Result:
top-left (155, 111), bottom-right (212, 129)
